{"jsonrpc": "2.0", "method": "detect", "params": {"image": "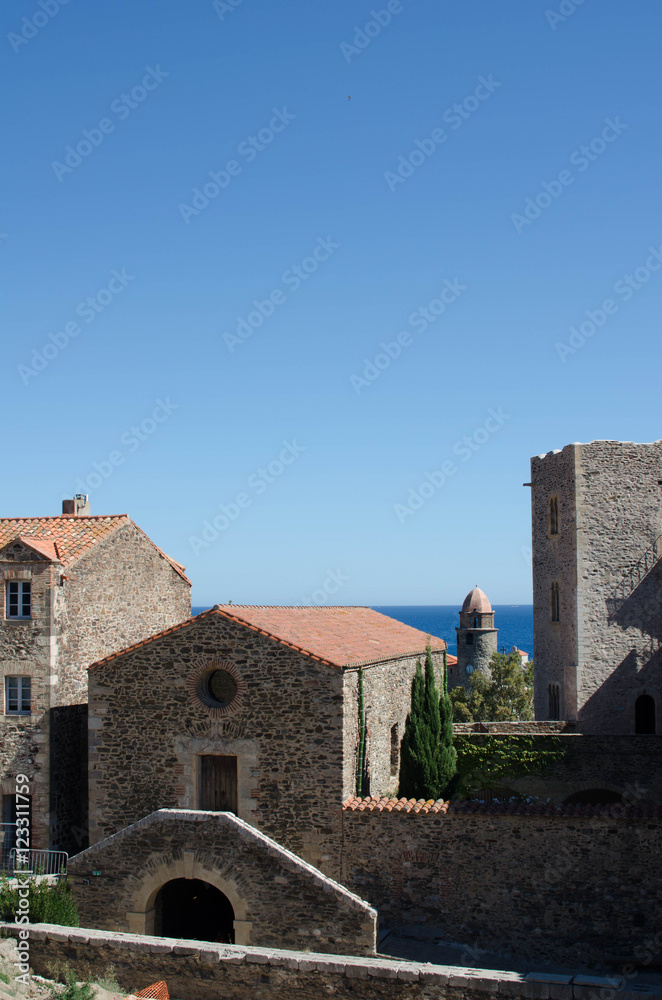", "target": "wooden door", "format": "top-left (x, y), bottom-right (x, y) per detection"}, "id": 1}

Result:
top-left (198, 756), bottom-right (238, 814)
